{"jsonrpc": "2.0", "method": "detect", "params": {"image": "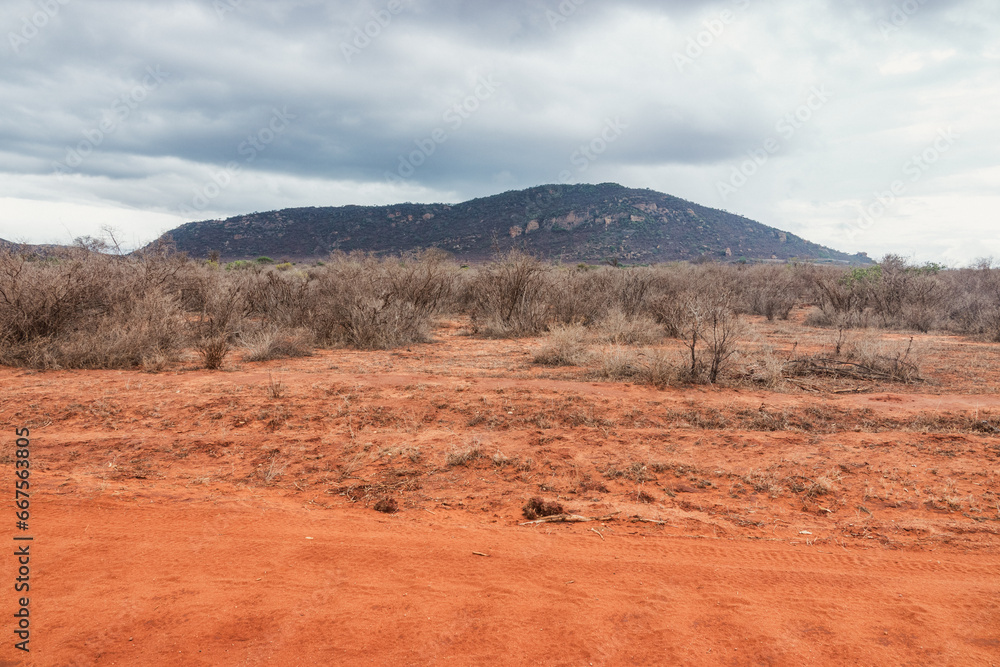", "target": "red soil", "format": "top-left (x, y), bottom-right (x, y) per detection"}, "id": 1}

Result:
top-left (3, 318), bottom-right (999, 665)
